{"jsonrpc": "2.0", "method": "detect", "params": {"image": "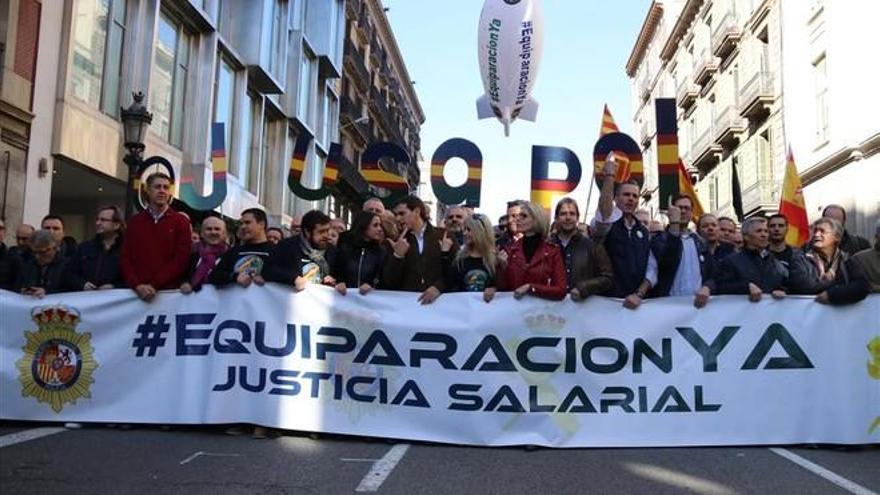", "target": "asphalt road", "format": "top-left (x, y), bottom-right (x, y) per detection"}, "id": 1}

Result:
top-left (1, 422), bottom-right (878, 494)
